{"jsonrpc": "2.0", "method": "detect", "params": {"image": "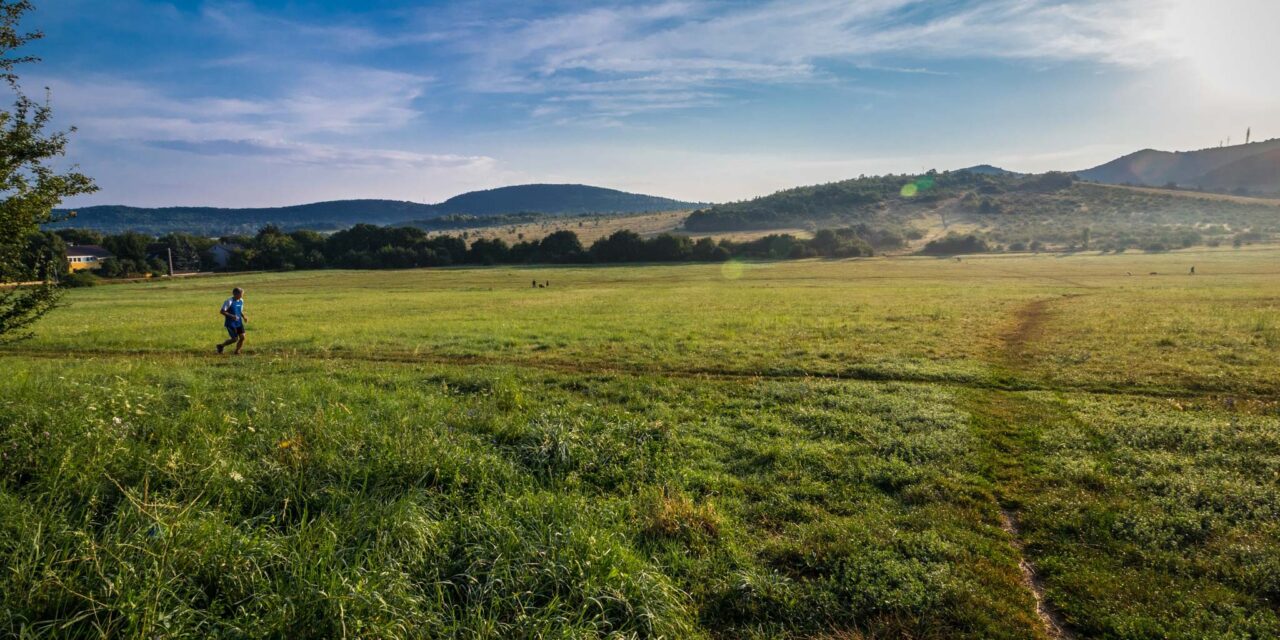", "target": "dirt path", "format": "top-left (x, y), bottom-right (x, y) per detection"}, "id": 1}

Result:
top-left (970, 386), bottom-right (1079, 640)
top-left (999, 508), bottom-right (1075, 640)
top-left (998, 292), bottom-right (1096, 365)
top-left (985, 297), bottom-right (1086, 640)
top-left (1002, 297), bottom-right (1054, 361)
